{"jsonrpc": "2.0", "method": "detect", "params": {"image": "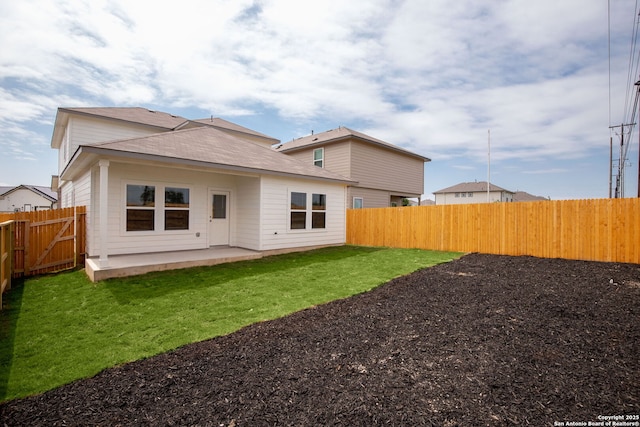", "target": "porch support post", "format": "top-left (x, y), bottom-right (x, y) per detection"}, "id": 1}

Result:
top-left (98, 160), bottom-right (109, 268)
